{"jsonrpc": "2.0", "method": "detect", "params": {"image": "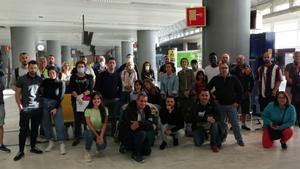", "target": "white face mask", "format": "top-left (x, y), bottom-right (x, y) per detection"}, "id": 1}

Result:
top-left (145, 66), bottom-right (150, 71)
